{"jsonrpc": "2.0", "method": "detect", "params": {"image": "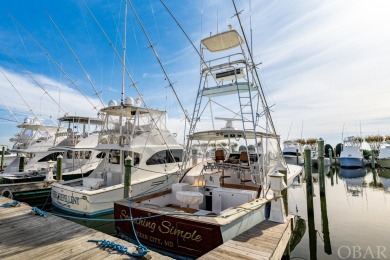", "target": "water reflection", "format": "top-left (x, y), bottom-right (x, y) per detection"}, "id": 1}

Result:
top-left (320, 192), bottom-right (332, 255)
top-left (378, 168), bottom-right (390, 193)
top-left (339, 168), bottom-right (367, 196)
